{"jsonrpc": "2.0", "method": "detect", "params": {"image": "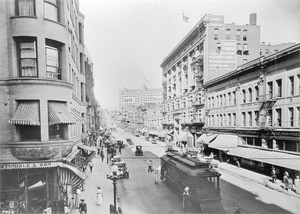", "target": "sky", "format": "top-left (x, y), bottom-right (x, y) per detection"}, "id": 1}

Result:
top-left (79, 0), bottom-right (300, 110)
